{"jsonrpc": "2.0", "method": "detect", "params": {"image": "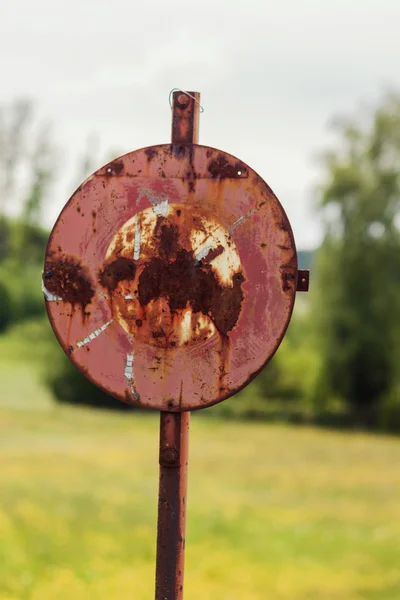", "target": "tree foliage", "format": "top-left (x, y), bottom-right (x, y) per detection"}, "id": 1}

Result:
top-left (0, 98), bottom-right (56, 223)
top-left (314, 93), bottom-right (400, 425)
top-left (0, 100), bottom-right (57, 331)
